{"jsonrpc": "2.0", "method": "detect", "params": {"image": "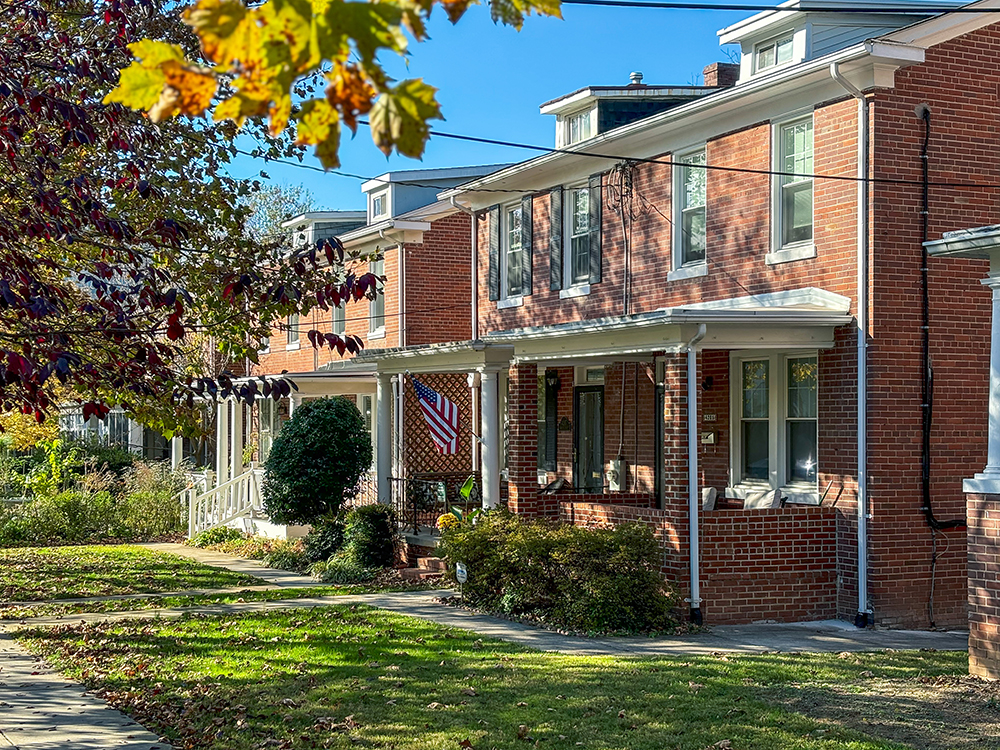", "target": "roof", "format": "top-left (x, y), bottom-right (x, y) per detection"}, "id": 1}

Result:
top-left (360, 164), bottom-right (511, 193)
top-left (281, 211), bottom-right (366, 229)
top-left (539, 85), bottom-right (721, 115)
